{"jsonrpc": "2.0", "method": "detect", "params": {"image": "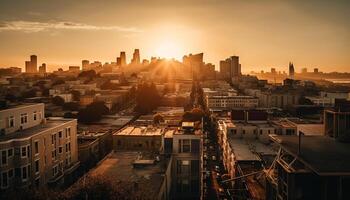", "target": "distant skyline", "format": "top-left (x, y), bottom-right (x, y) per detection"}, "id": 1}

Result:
top-left (0, 0), bottom-right (349, 73)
